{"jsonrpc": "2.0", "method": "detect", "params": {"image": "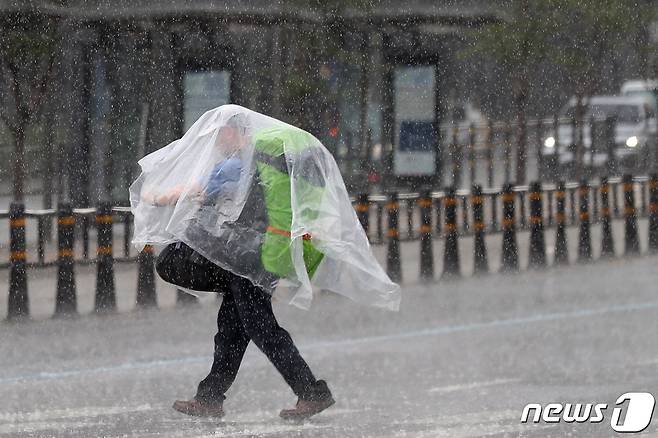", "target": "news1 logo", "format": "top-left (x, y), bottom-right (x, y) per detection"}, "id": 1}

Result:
top-left (521, 392), bottom-right (656, 433)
